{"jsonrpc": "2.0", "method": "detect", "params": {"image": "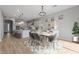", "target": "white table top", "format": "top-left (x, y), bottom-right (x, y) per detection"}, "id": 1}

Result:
top-left (31, 30), bottom-right (59, 37)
